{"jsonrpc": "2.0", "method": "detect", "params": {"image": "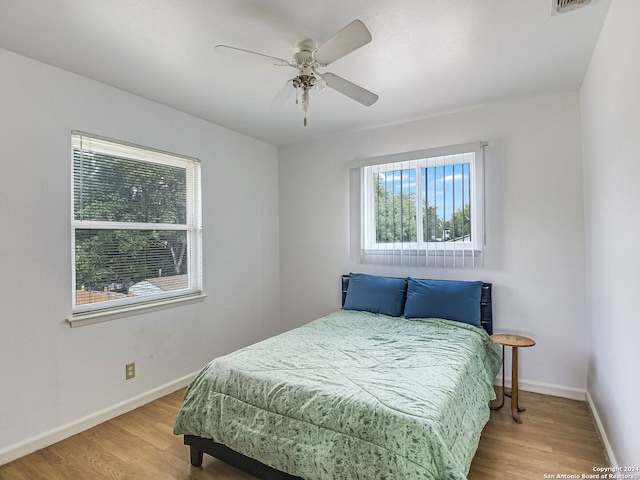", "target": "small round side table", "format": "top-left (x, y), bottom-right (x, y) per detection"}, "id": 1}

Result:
top-left (489, 333), bottom-right (536, 424)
